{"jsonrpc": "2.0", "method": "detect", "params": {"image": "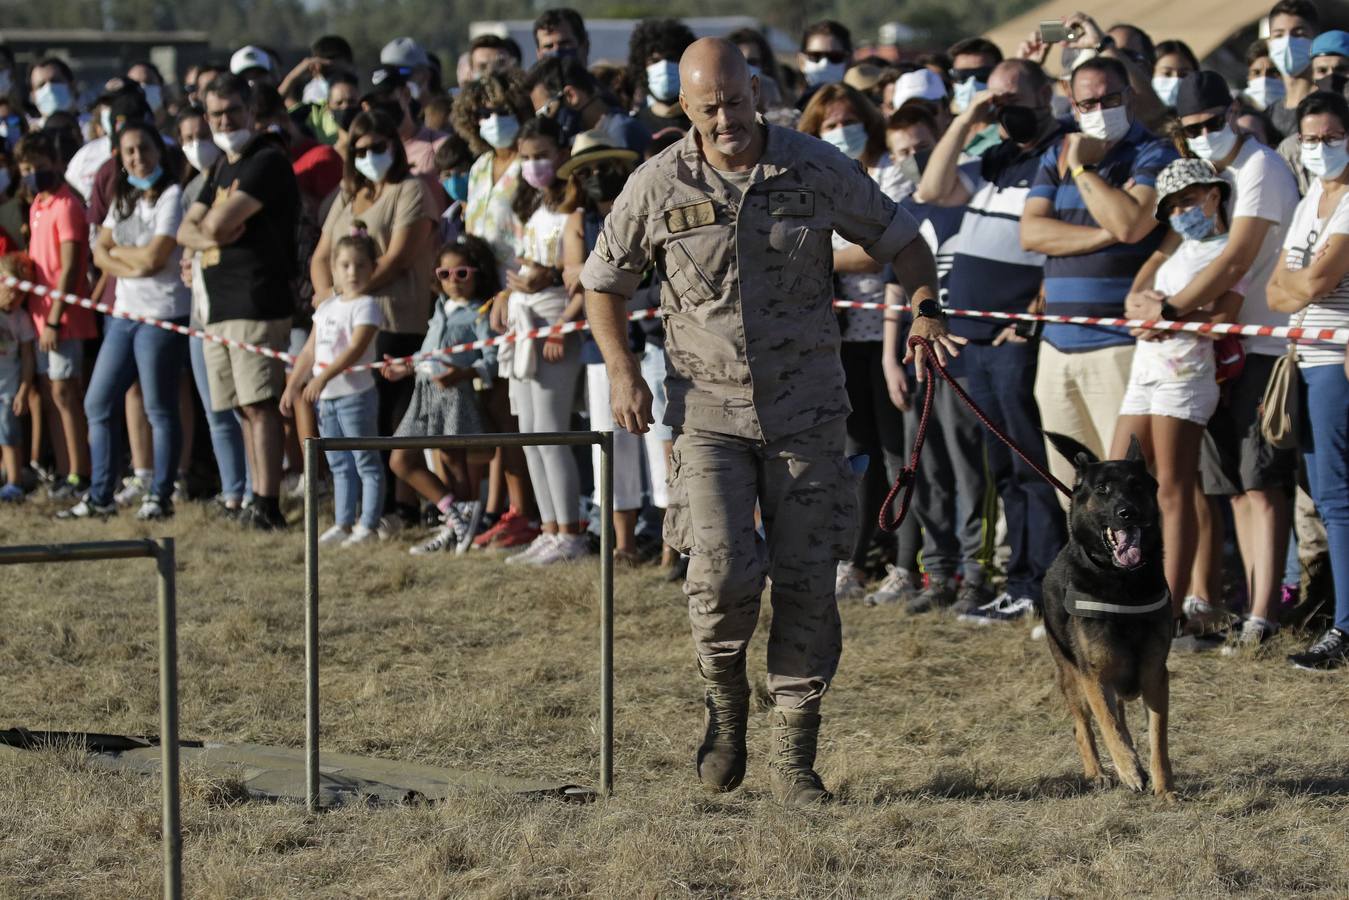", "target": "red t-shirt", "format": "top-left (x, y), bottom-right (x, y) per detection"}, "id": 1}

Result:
top-left (27, 184), bottom-right (95, 339)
